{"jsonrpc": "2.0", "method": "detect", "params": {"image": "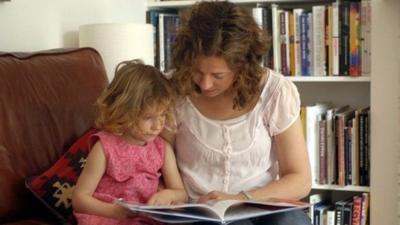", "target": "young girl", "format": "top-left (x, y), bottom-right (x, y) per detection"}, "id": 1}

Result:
top-left (72, 59), bottom-right (187, 225)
